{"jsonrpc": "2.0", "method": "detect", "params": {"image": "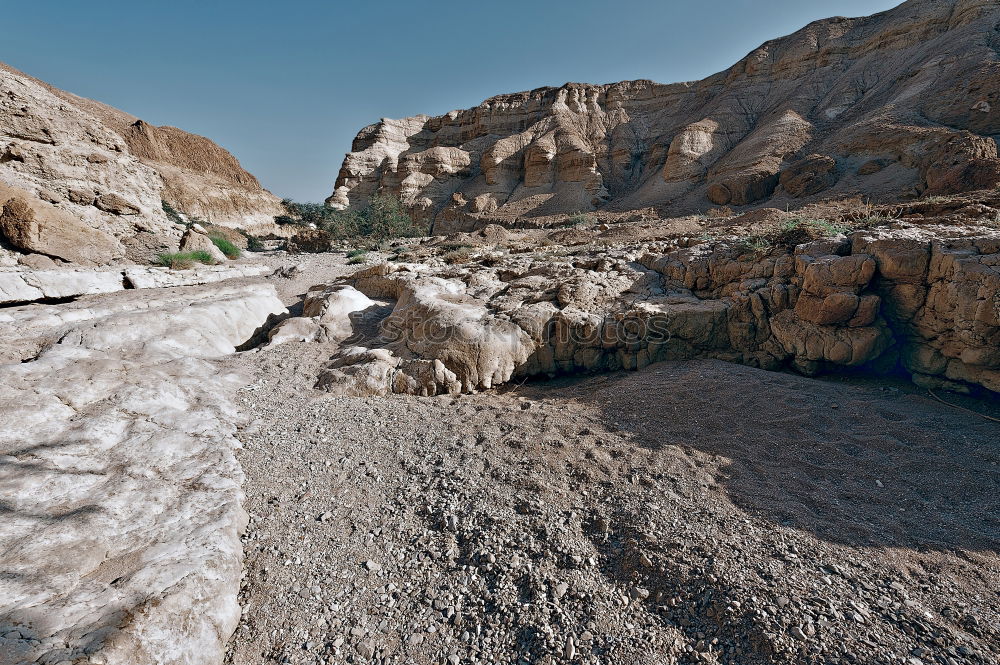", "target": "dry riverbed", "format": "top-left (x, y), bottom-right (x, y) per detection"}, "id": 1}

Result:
top-left (222, 254), bottom-right (999, 665)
